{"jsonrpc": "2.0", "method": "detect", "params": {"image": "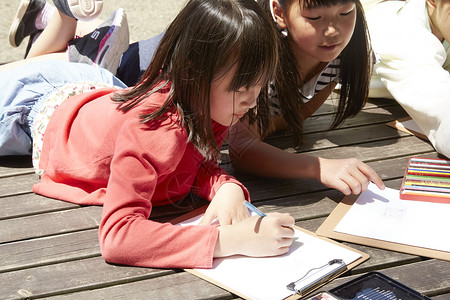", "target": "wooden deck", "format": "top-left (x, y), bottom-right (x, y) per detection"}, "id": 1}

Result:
top-left (1, 98), bottom-right (449, 299)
